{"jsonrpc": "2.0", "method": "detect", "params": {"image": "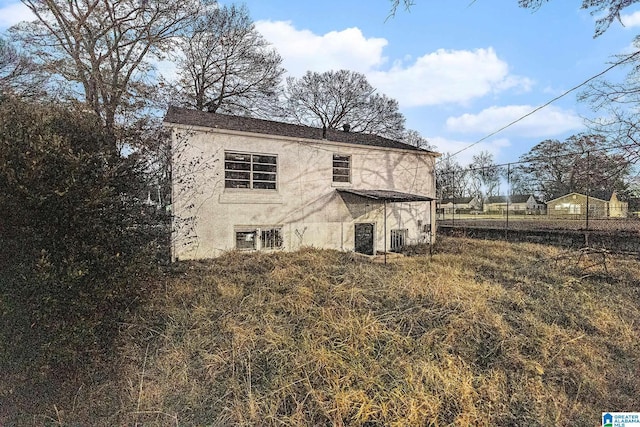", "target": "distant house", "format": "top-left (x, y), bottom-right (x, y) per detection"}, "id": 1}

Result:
top-left (438, 196), bottom-right (482, 215)
top-left (546, 191), bottom-right (628, 218)
top-left (629, 198), bottom-right (640, 218)
top-left (483, 195), bottom-right (546, 215)
top-left (164, 107), bottom-right (439, 260)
